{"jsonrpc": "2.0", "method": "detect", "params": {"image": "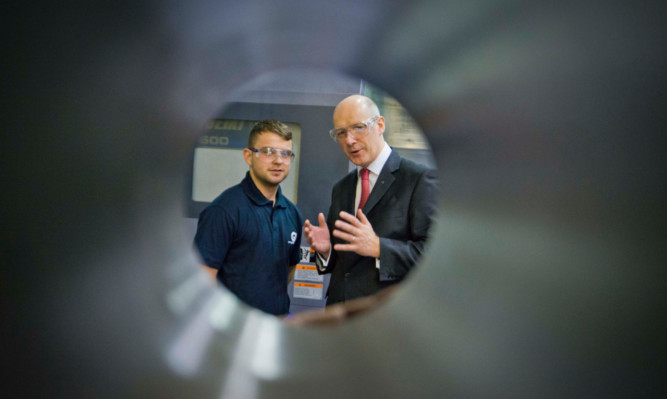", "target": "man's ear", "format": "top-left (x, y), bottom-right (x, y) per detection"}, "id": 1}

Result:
top-left (242, 148), bottom-right (253, 165)
top-left (377, 116), bottom-right (386, 135)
